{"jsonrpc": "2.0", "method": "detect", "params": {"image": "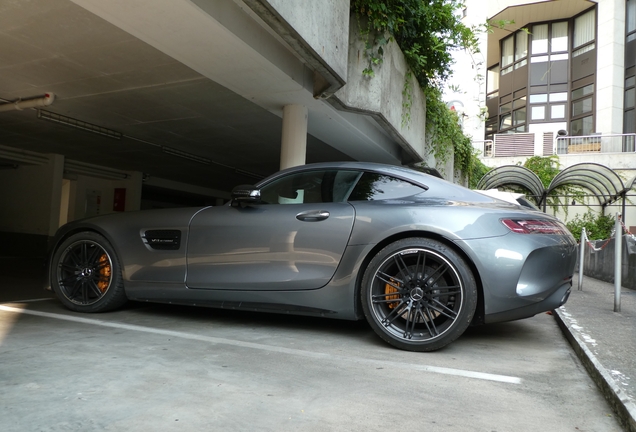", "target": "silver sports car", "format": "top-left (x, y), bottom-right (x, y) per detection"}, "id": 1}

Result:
top-left (47, 162), bottom-right (577, 351)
